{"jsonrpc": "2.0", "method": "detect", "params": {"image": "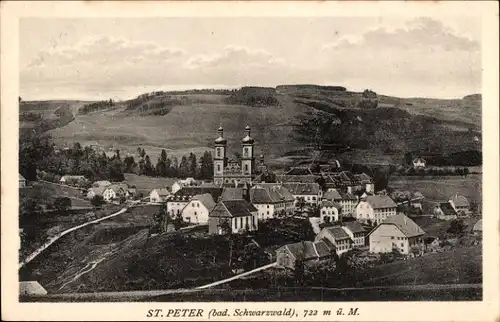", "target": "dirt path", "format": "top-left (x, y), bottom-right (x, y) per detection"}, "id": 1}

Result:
top-left (195, 263), bottom-right (277, 290)
top-left (19, 207), bottom-right (128, 269)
